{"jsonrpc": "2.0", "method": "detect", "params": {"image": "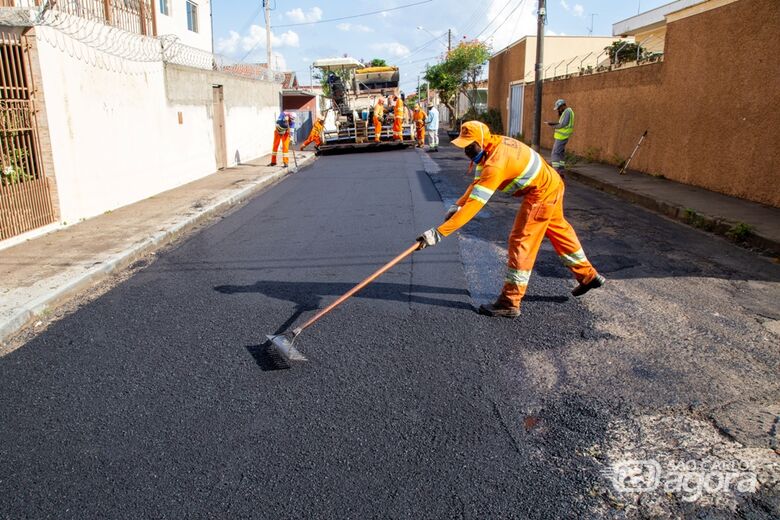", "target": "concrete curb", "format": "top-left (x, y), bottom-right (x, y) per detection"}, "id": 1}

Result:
top-left (0, 156), bottom-right (316, 348)
top-left (565, 168), bottom-right (780, 257)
